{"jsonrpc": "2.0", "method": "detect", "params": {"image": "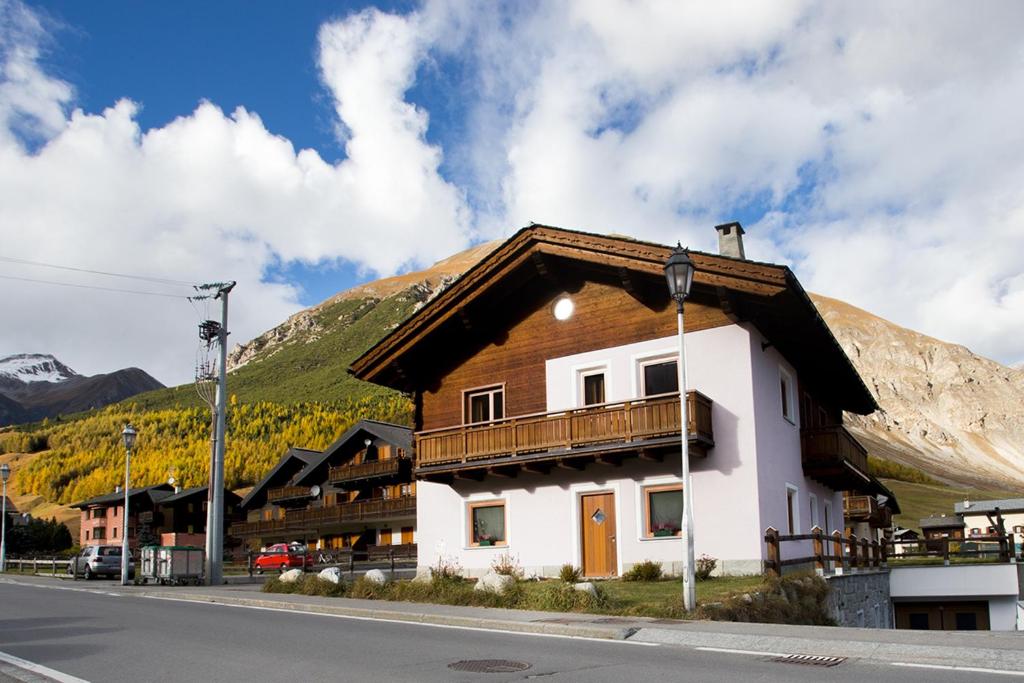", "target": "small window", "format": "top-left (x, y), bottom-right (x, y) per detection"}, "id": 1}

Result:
top-left (468, 501), bottom-right (506, 547)
top-left (780, 369), bottom-right (795, 424)
top-left (400, 484), bottom-right (412, 497)
top-left (187, 502), bottom-right (194, 514)
top-left (85, 530), bottom-right (90, 541)
top-left (582, 372), bottom-right (606, 406)
top-left (641, 360), bottom-right (678, 397)
top-left (112, 528), bottom-right (117, 539)
top-left (823, 500), bottom-right (833, 534)
top-left (808, 493), bottom-right (818, 530)
top-left (643, 484), bottom-right (683, 538)
top-left (379, 528), bottom-right (392, 545)
top-left (955, 612), bottom-right (978, 630)
top-left (465, 386), bottom-right (504, 424)
top-left (909, 613), bottom-right (930, 630)
top-left (786, 485), bottom-right (799, 534)
top-left (1014, 525), bottom-right (1023, 534)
